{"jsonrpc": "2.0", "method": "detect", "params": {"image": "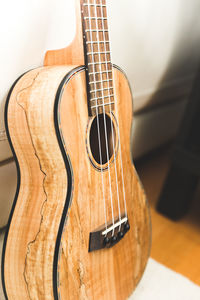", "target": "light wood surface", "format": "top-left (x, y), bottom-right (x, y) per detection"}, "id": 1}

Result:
top-left (44, 0), bottom-right (84, 67)
top-left (4, 66), bottom-right (74, 299)
top-left (137, 149), bottom-right (200, 286)
top-left (3, 66), bottom-right (151, 299)
top-left (58, 67), bottom-right (151, 299)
